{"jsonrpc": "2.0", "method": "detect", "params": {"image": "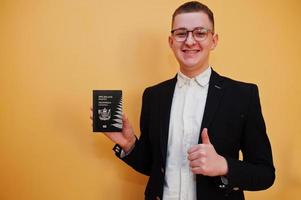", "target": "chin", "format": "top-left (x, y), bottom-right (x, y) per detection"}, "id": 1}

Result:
top-left (181, 62), bottom-right (199, 69)
top-left (180, 65), bottom-right (198, 73)
top-left (181, 57), bottom-right (202, 66)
